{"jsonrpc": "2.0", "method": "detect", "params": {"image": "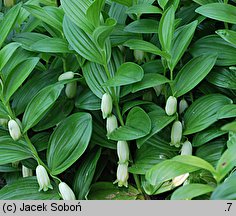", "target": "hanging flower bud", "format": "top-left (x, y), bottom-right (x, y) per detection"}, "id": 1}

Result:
top-left (179, 98), bottom-right (188, 114)
top-left (181, 140), bottom-right (192, 155)
top-left (172, 173), bottom-right (189, 187)
top-left (0, 118), bottom-right (8, 128)
top-left (114, 164), bottom-right (129, 187)
top-left (165, 96), bottom-right (177, 116)
top-left (117, 141), bottom-right (129, 164)
top-left (101, 93), bottom-right (113, 119)
top-left (170, 121), bottom-right (182, 147)
top-left (8, 119), bottom-right (21, 141)
top-left (106, 115), bottom-right (118, 135)
top-left (134, 50), bottom-right (144, 64)
top-left (4, 0), bottom-right (15, 7)
top-left (59, 182), bottom-right (76, 200)
top-left (36, 165), bottom-right (53, 192)
top-left (65, 81), bottom-right (77, 99)
top-left (153, 85), bottom-right (163, 97)
top-left (58, 71), bottom-right (75, 81)
top-left (22, 165), bottom-right (33, 178)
